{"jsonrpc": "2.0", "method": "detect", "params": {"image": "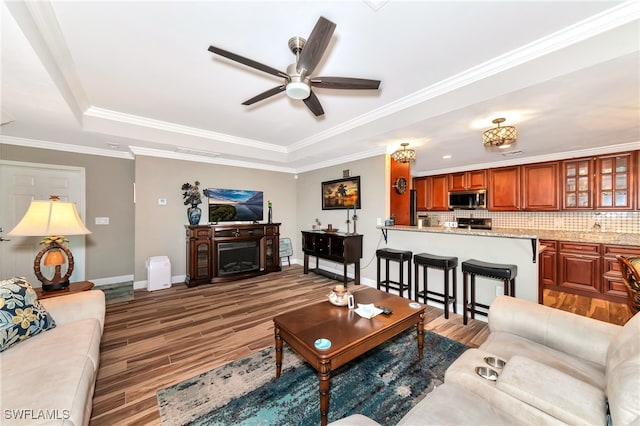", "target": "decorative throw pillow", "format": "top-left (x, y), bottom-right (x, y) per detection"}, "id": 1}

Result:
top-left (0, 277), bottom-right (56, 352)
